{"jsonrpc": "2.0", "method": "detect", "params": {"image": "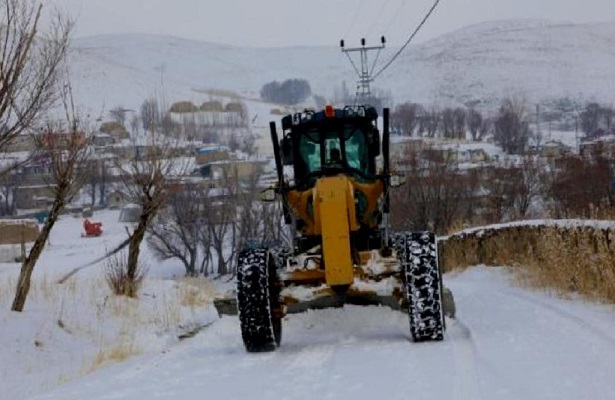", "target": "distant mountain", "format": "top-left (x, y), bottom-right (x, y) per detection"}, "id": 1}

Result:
top-left (67, 19), bottom-right (615, 116)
